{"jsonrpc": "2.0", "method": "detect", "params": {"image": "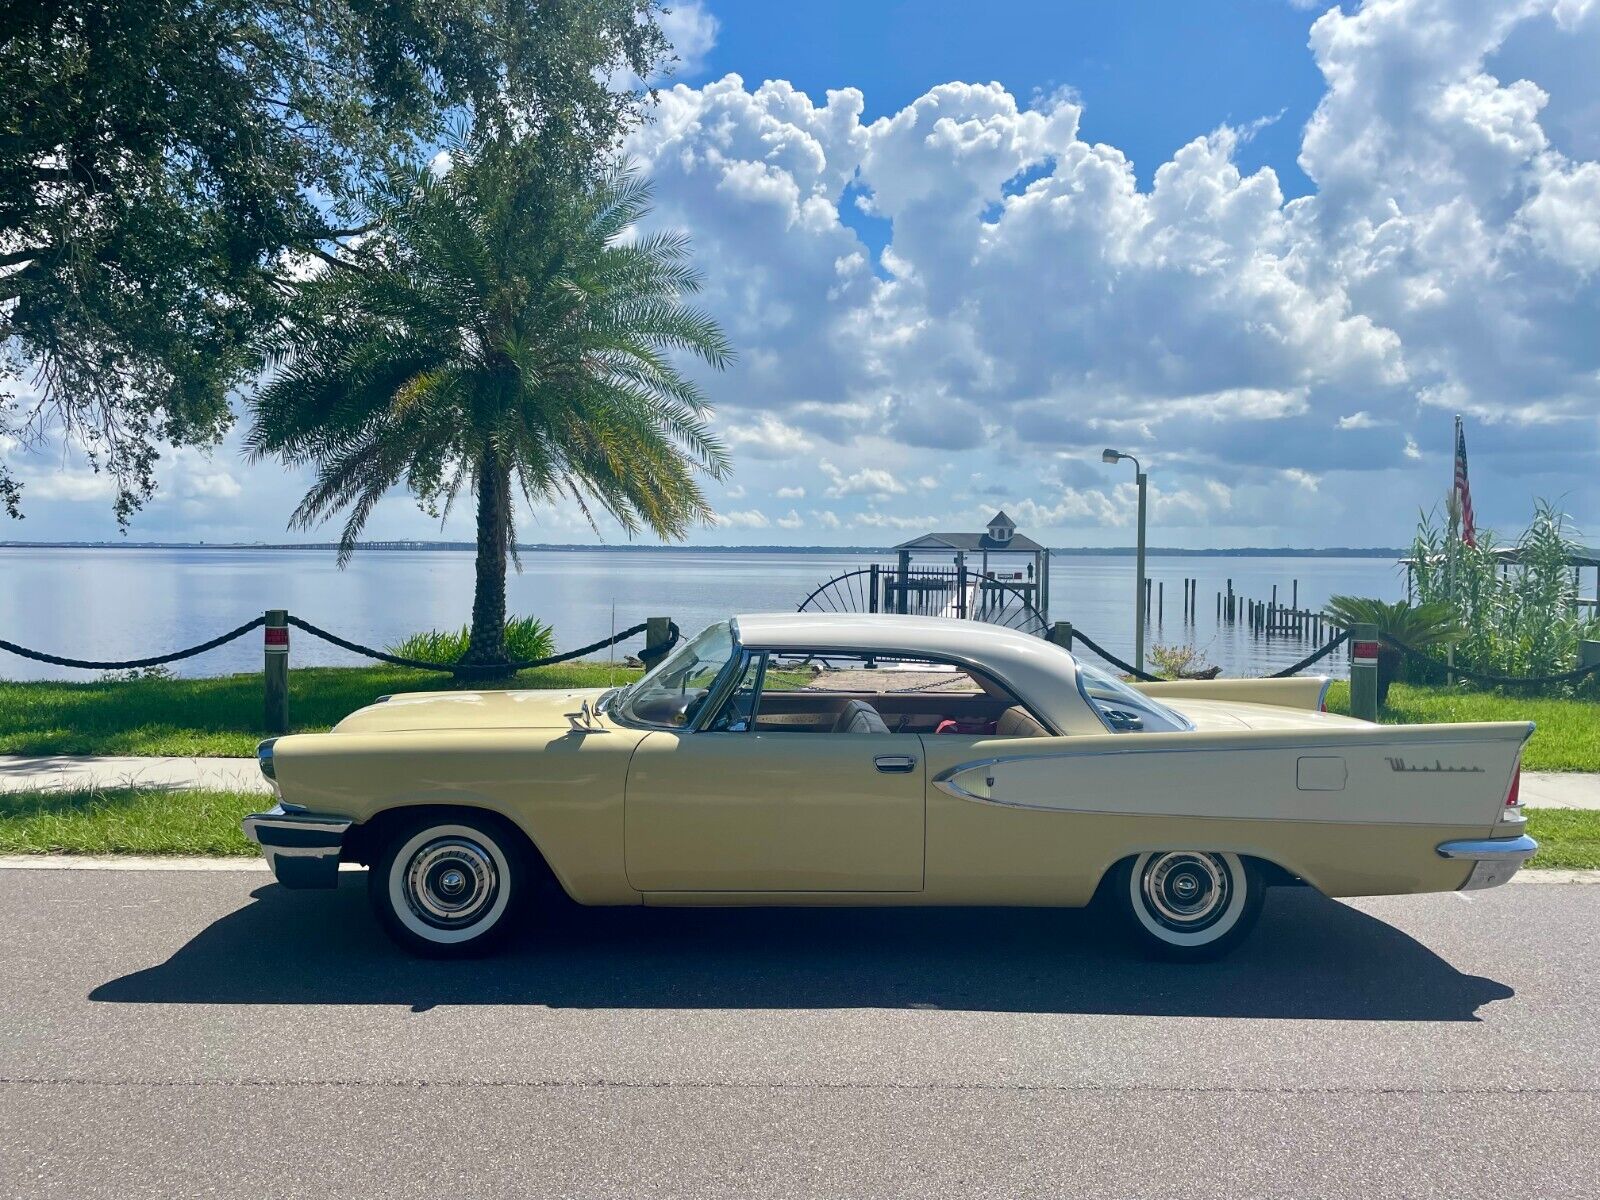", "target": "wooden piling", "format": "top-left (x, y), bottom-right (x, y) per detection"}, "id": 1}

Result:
top-left (642, 617), bottom-right (674, 670)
